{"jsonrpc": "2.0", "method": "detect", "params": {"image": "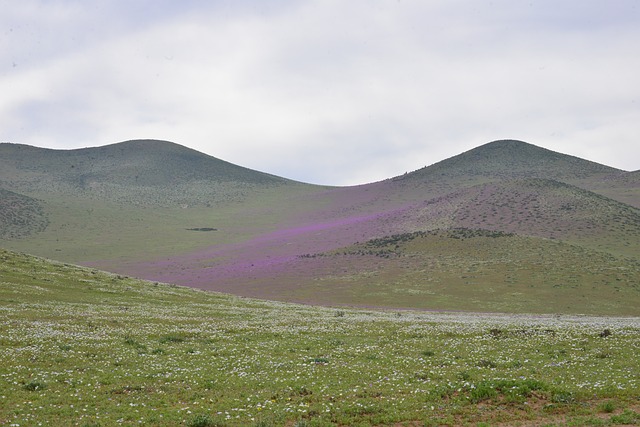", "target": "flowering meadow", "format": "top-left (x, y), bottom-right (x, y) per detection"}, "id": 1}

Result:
top-left (1, 249), bottom-right (639, 426)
